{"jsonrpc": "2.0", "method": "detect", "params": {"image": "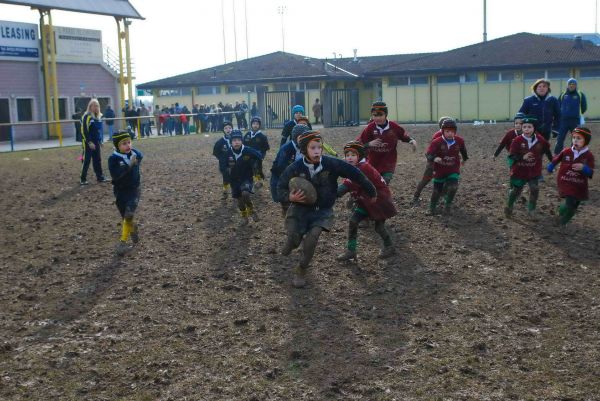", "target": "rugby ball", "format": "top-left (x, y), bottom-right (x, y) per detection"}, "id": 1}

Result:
top-left (289, 177), bottom-right (317, 205)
